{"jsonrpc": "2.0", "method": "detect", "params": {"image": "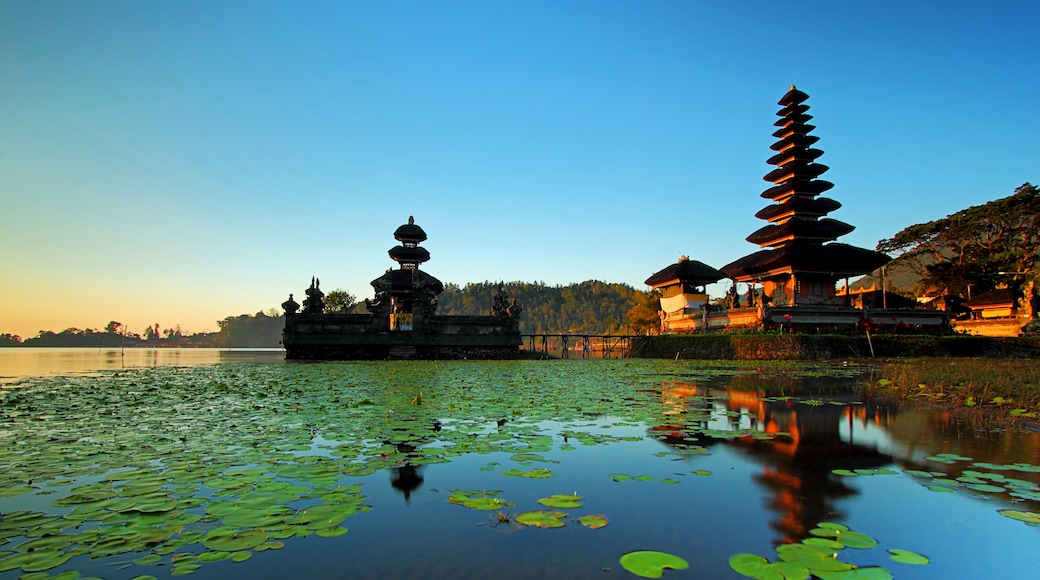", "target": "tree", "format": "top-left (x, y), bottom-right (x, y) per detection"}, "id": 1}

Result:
top-left (323, 289), bottom-right (358, 314)
top-left (104, 321), bottom-right (122, 335)
top-left (626, 289), bottom-right (663, 335)
top-left (878, 183), bottom-right (1040, 311)
top-left (0, 333), bottom-right (22, 346)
